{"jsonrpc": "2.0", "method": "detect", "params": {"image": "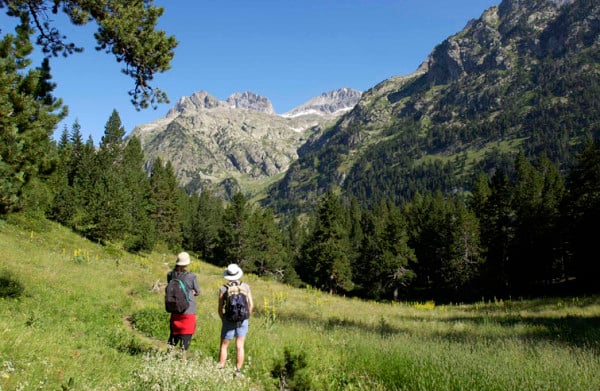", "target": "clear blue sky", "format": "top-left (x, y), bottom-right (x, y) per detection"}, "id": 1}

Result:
top-left (2, 0), bottom-right (500, 143)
